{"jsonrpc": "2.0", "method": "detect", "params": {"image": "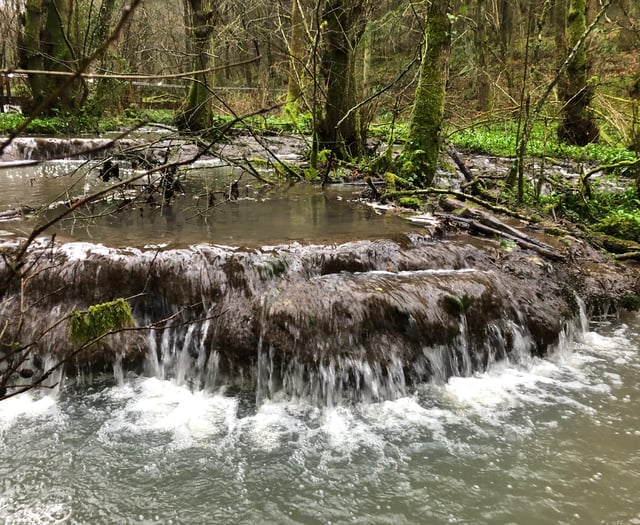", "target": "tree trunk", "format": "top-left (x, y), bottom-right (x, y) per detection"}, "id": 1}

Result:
top-left (316, 0), bottom-right (368, 159)
top-left (475, 0), bottom-right (492, 112)
top-left (557, 0), bottom-right (599, 145)
top-left (402, 0), bottom-right (451, 188)
top-left (88, 0), bottom-right (120, 115)
top-left (175, 0), bottom-right (215, 132)
top-left (20, 0), bottom-right (82, 114)
top-left (631, 73), bottom-right (640, 153)
top-left (285, 0), bottom-right (306, 116)
top-left (497, 0), bottom-right (514, 95)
